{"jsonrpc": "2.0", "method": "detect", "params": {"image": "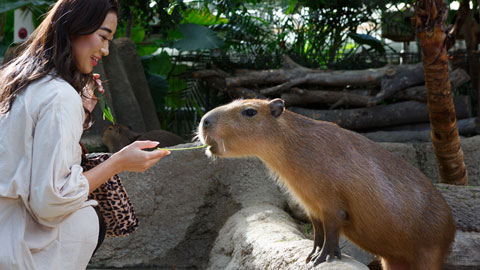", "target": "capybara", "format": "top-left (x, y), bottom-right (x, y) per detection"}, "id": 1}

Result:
top-left (197, 98), bottom-right (455, 270)
top-left (102, 124), bottom-right (184, 152)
